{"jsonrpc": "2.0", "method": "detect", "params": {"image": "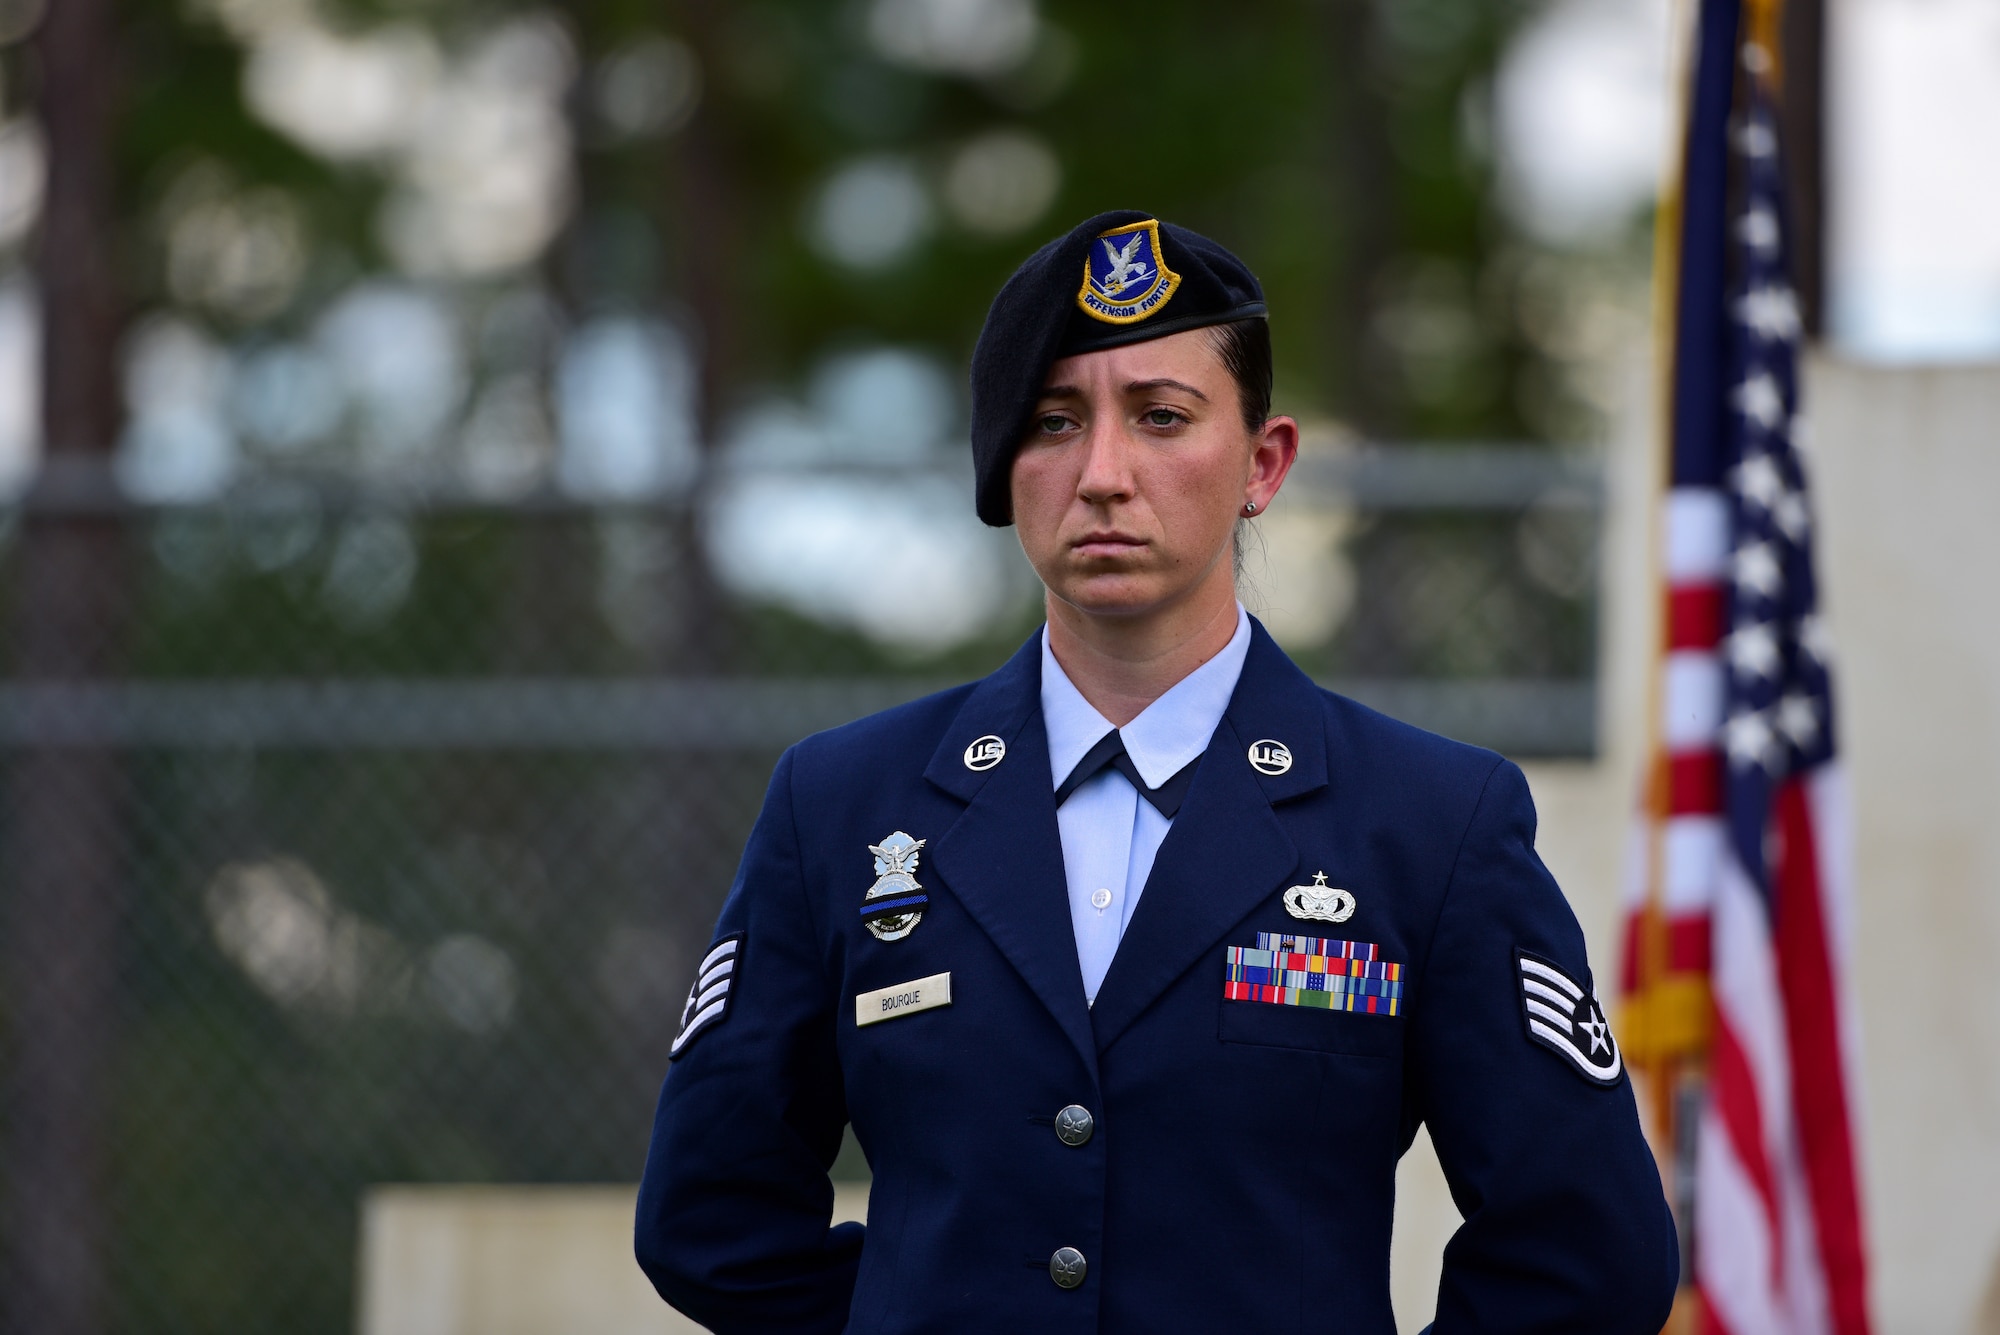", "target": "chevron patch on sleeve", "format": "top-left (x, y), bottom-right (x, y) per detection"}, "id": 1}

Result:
top-left (669, 934), bottom-right (742, 1061)
top-left (1515, 948), bottom-right (1622, 1086)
